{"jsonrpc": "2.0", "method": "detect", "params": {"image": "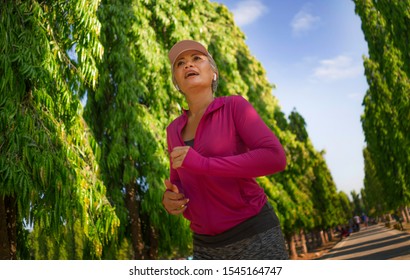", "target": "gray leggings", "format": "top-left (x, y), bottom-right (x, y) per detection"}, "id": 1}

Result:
top-left (193, 226), bottom-right (289, 260)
